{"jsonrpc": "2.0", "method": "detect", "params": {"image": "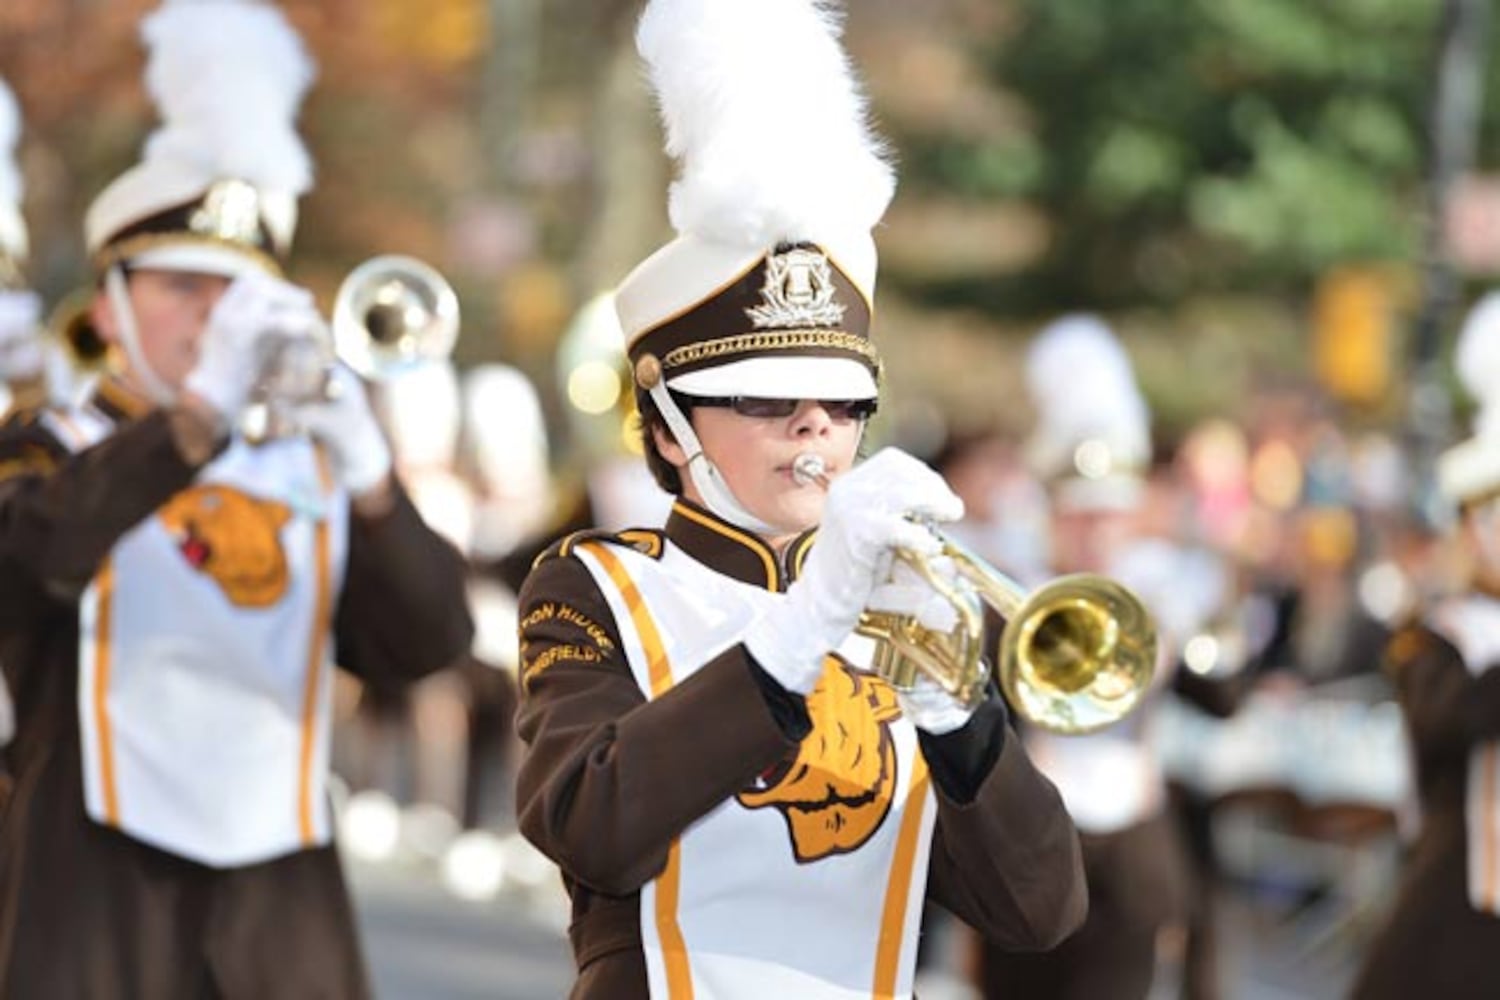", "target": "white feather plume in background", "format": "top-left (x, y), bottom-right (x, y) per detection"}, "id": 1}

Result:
top-left (140, 0), bottom-right (316, 196)
top-left (1454, 291), bottom-right (1500, 441)
top-left (1025, 314), bottom-right (1152, 476)
top-left (635, 0), bottom-right (894, 250)
top-left (0, 78), bottom-right (21, 207)
top-left (0, 76), bottom-right (29, 264)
